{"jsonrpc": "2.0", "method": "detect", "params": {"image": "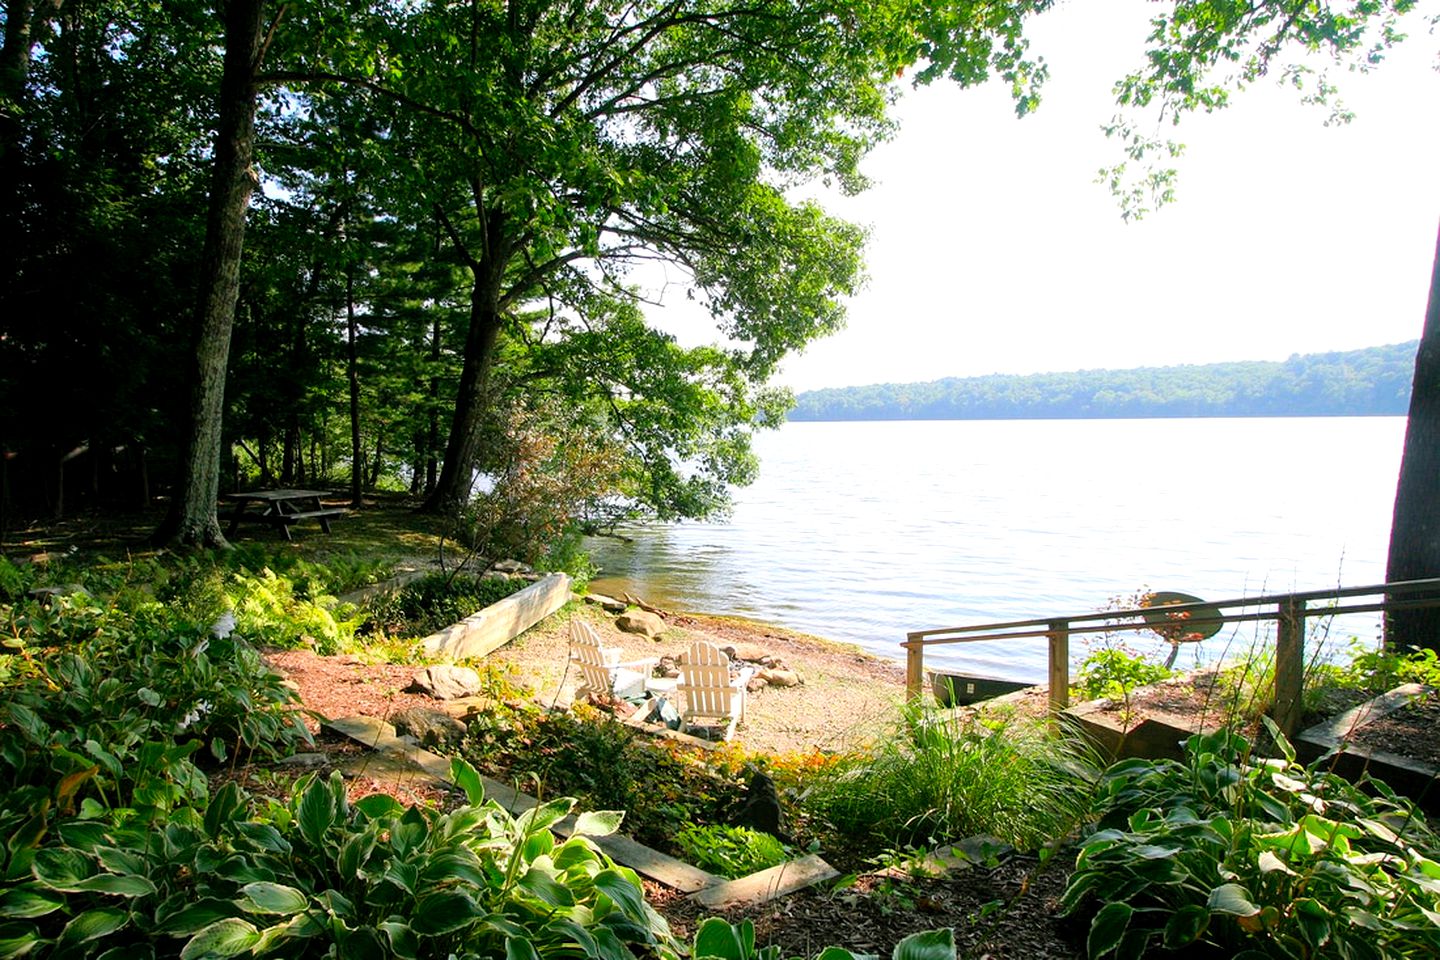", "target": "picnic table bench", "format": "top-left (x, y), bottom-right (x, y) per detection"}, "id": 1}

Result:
top-left (220, 489), bottom-right (349, 541)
